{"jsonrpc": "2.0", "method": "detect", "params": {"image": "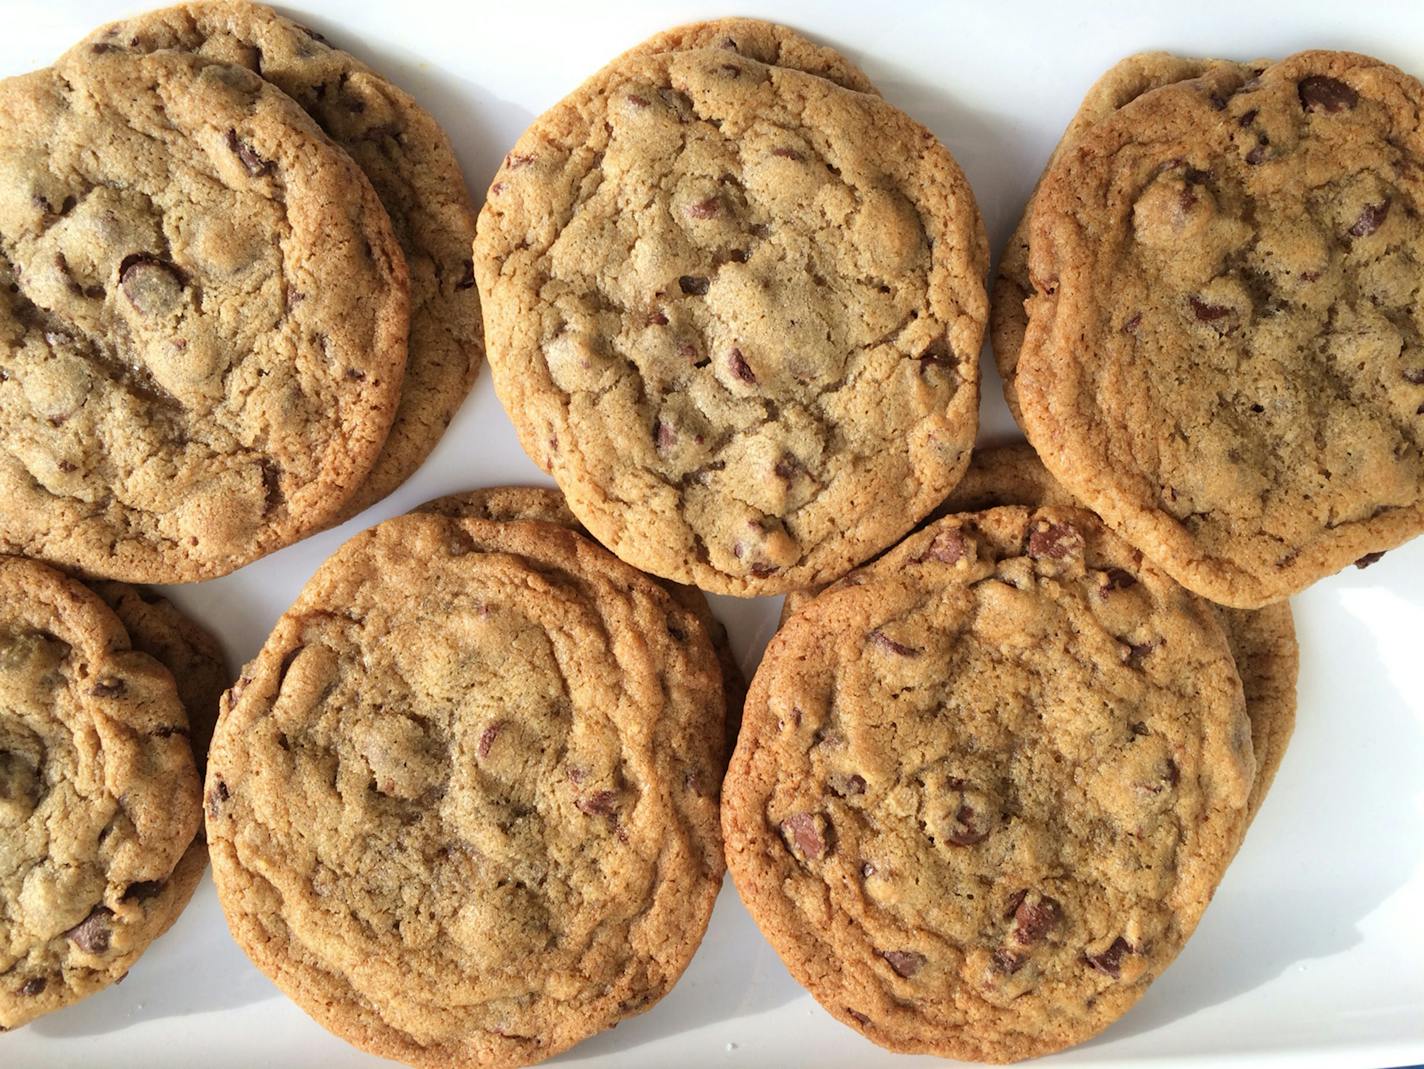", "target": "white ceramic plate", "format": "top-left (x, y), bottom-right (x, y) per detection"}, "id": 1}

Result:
top-left (5, 1), bottom-right (1423, 1066)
